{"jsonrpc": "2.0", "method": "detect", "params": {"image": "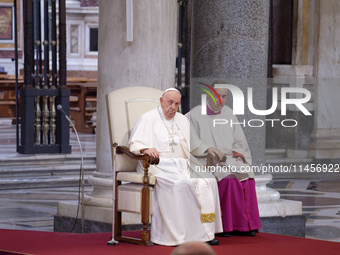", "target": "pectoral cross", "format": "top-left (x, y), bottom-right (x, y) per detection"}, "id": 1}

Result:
top-left (169, 138), bottom-right (177, 153)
